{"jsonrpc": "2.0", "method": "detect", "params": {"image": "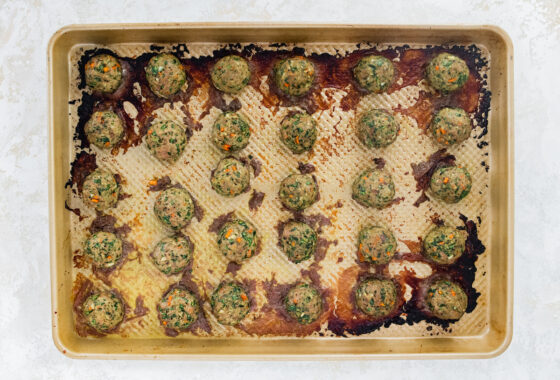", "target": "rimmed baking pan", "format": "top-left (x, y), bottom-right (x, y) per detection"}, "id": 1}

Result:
top-left (48, 23), bottom-right (513, 359)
